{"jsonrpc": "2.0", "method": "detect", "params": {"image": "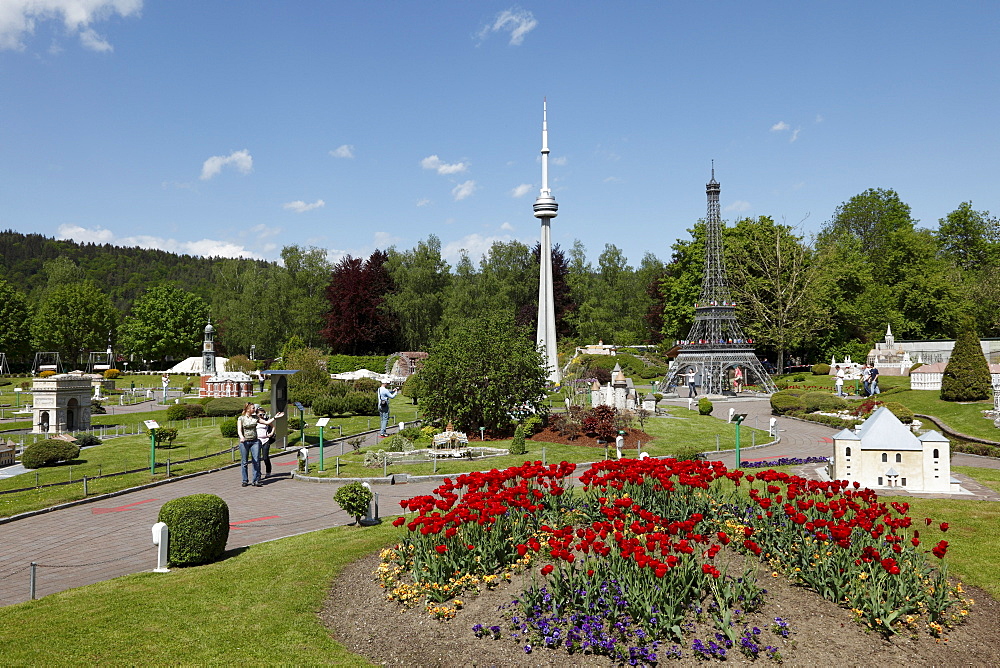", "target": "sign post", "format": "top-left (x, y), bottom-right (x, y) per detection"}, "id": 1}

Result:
top-left (315, 417), bottom-right (330, 472)
top-left (734, 414), bottom-right (747, 469)
top-left (294, 402), bottom-right (305, 447)
top-left (144, 420), bottom-right (160, 474)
